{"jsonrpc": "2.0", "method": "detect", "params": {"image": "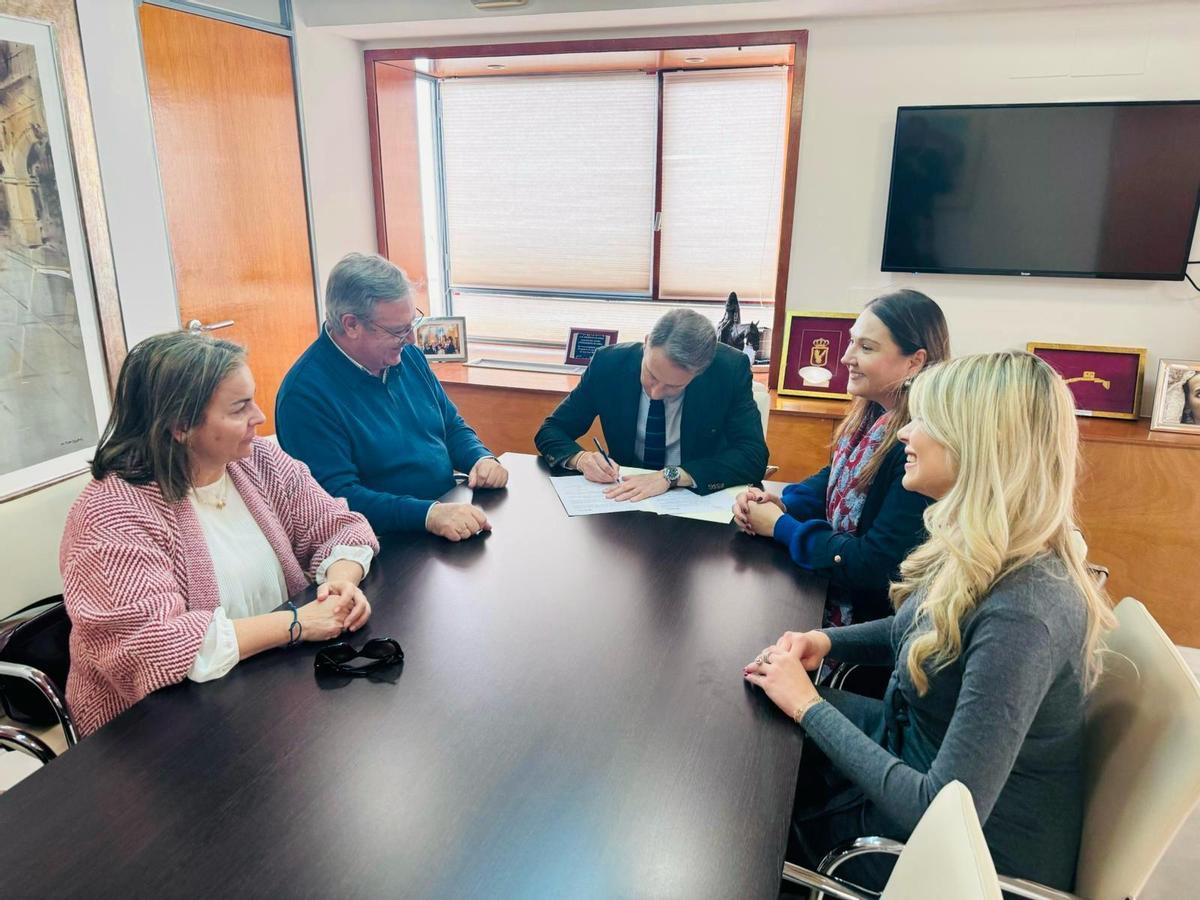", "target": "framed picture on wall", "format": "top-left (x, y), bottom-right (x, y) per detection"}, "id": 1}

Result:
top-left (565, 327), bottom-right (618, 367)
top-left (1027, 342), bottom-right (1146, 420)
top-left (777, 311), bottom-right (857, 399)
top-left (0, 1), bottom-right (123, 501)
top-left (414, 316), bottom-right (467, 362)
top-left (1149, 358), bottom-right (1200, 435)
